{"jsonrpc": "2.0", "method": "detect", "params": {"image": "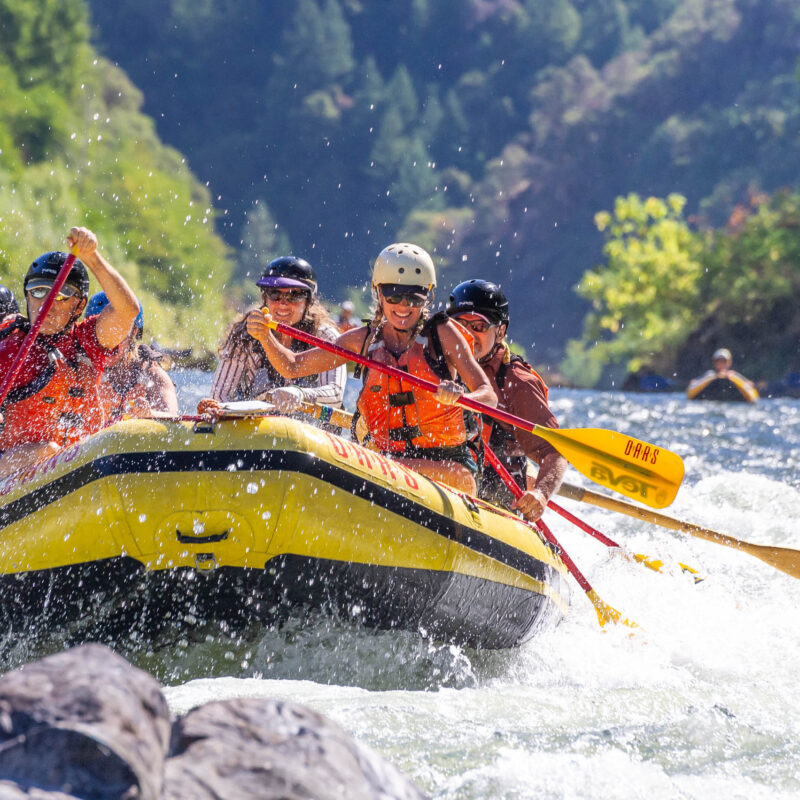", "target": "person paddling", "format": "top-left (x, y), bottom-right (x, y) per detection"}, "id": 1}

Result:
top-left (687, 347), bottom-right (759, 403)
top-left (0, 227), bottom-right (140, 478)
top-left (247, 243), bottom-right (496, 494)
top-left (199, 257), bottom-right (346, 417)
top-left (85, 292), bottom-right (178, 421)
top-left (446, 279), bottom-right (567, 521)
